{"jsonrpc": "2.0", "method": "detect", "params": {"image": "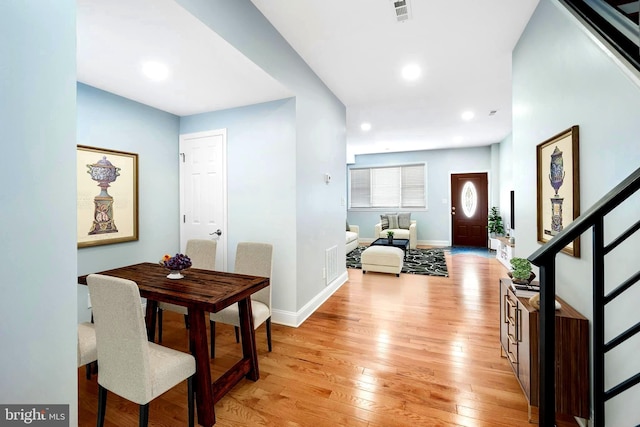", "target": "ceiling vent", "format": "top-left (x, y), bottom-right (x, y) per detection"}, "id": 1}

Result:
top-left (392, 0), bottom-right (411, 22)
